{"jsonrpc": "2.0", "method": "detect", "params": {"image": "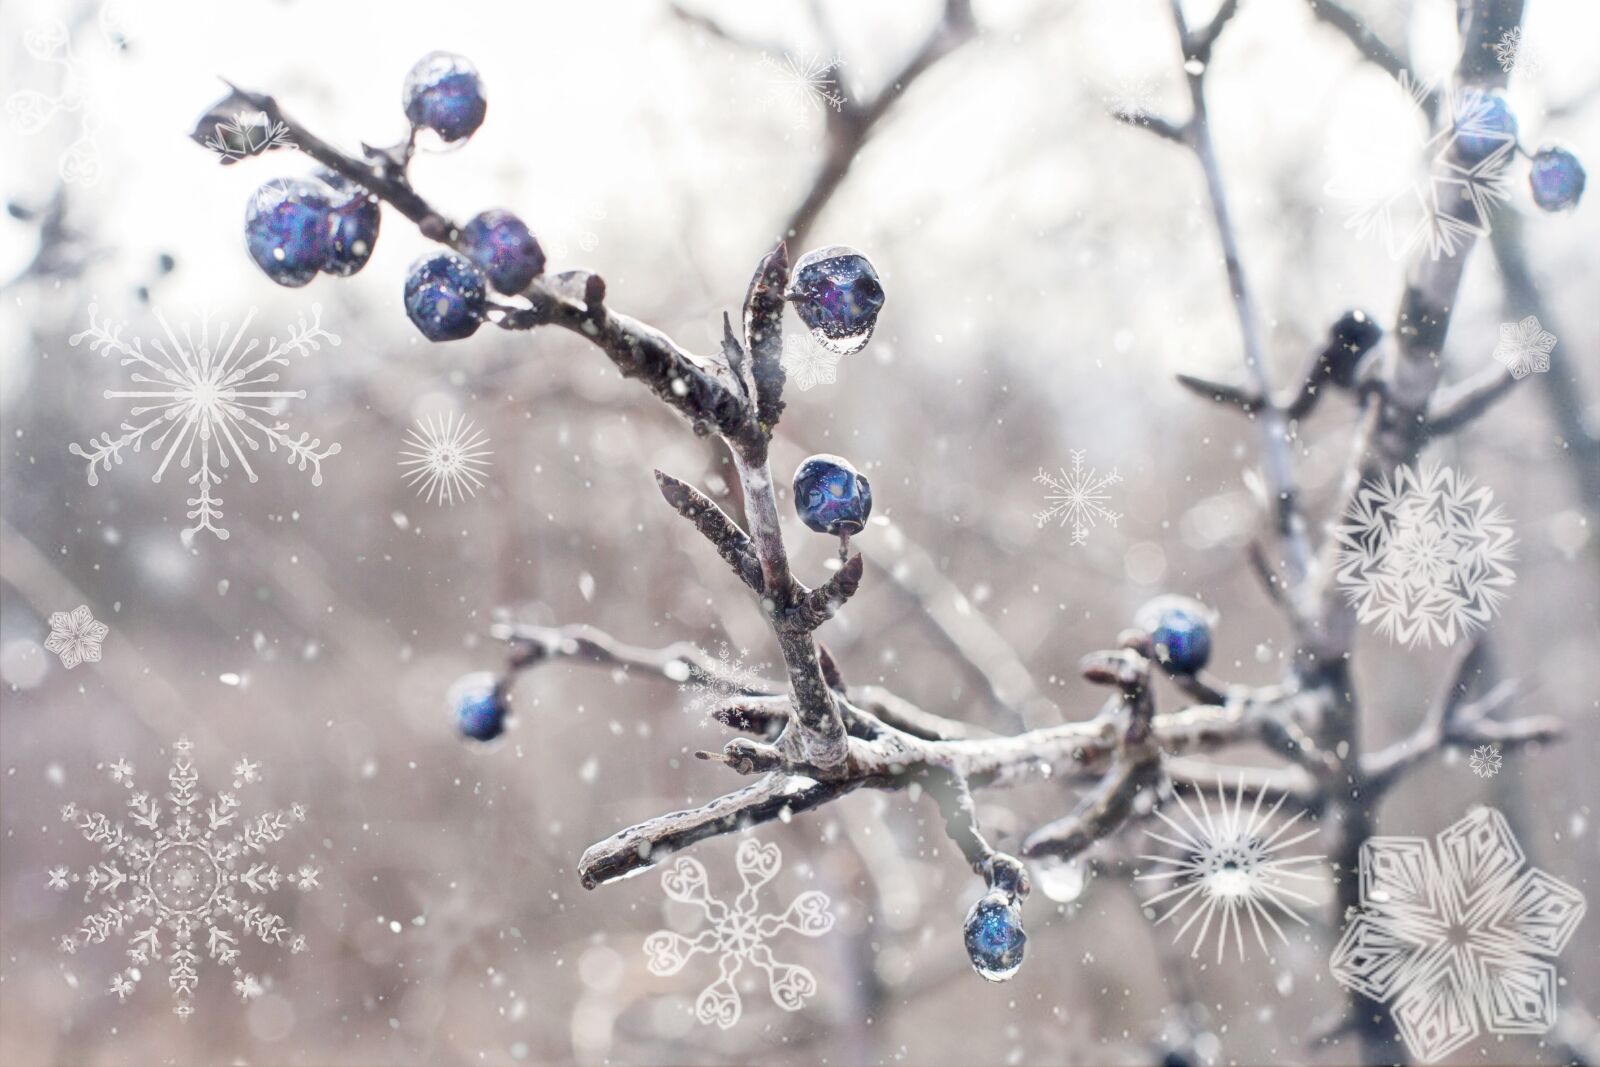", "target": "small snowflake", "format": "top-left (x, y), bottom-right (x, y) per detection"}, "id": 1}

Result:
top-left (679, 642), bottom-right (769, 718)
top-left (1325, 71), bottom-right (1515, 262)
top-left (69, 304), bottom-right (341, 544)
top-left (541, 198), bottom-right (608, 260)
top-left (1330, 807), bottom-right (1586, 1062)
top-left (760, 52), bottom-right (846, 132)
top-left (1491, 315), bottom-right (1556, 379)
top-left (202, 110), bottom-right (295, 164)
top-left (1333, 461), bottom-right (1516, 648)
top-left (1494, 28), bottom-right (1545, 76)
top-left (1034, 450), bottom-right (1122, 546)
top-left (1102, 76), bottom-right (1168, 124)
top-left (1137, 776), bottom-right (1327, 962)
top-left (44, 604), bottom-right (109, 669)
top-left (644, 839), bottom-right (834, 1028)
top-left (1468, 744), bottom-right (1502, 778)
top-left (50, 736), bottom-right (322, 1020)
top-left (398, 412), bottom-right (493, 505)
top-left (779, 332), bottom-right (841, 391)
